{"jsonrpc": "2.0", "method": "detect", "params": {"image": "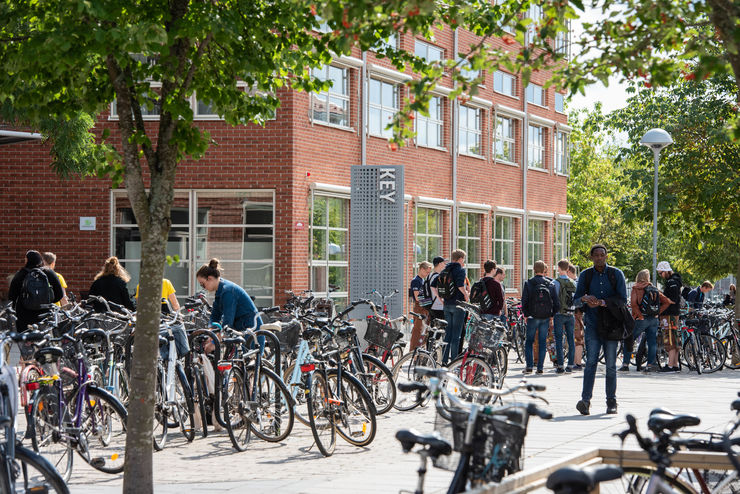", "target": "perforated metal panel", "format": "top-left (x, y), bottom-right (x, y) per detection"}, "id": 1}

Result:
top-left (349, 165), bottom-right (405, 319)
